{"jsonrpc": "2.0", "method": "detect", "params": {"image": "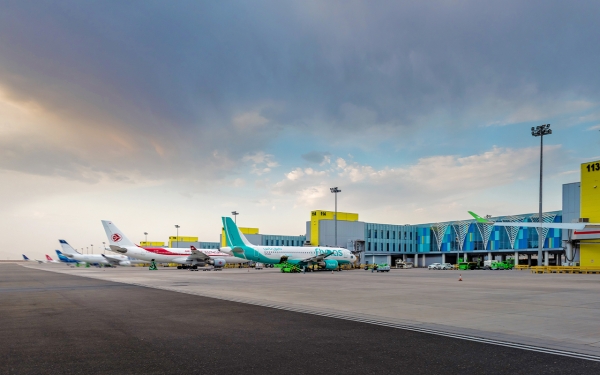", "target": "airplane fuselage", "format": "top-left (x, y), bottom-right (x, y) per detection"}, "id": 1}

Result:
top-left (224, 245), bottom-right (354, 266)
top-left (119, 246), bottom-right (246, 265)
